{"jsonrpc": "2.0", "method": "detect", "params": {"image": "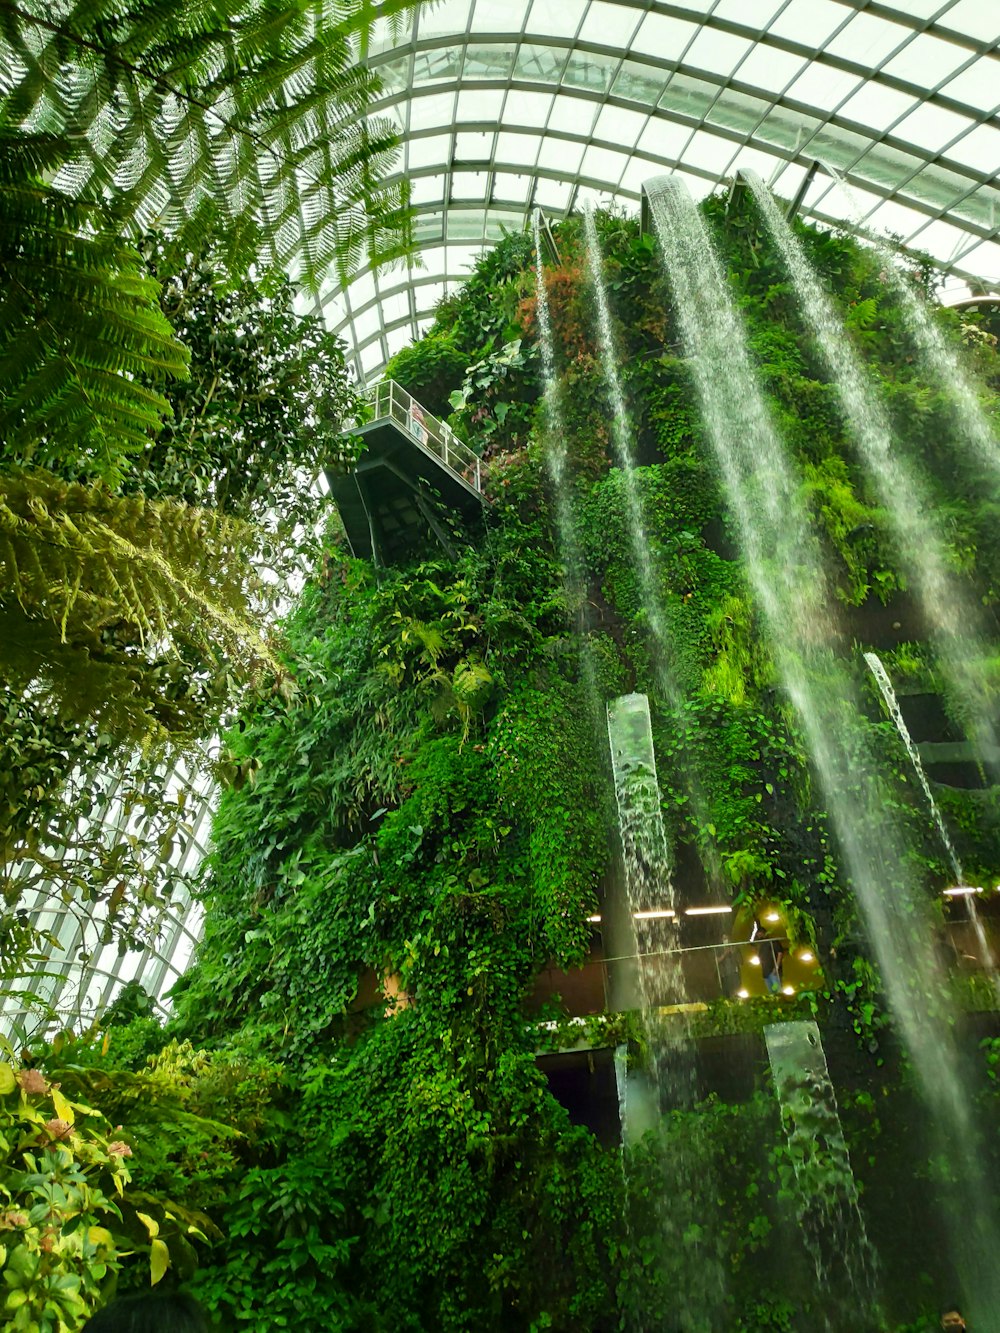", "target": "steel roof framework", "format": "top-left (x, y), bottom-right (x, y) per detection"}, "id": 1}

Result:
top-left (324, 0), bottom-right (1000, 382)
top-left (7, 0), bottom-right (998, 1032)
